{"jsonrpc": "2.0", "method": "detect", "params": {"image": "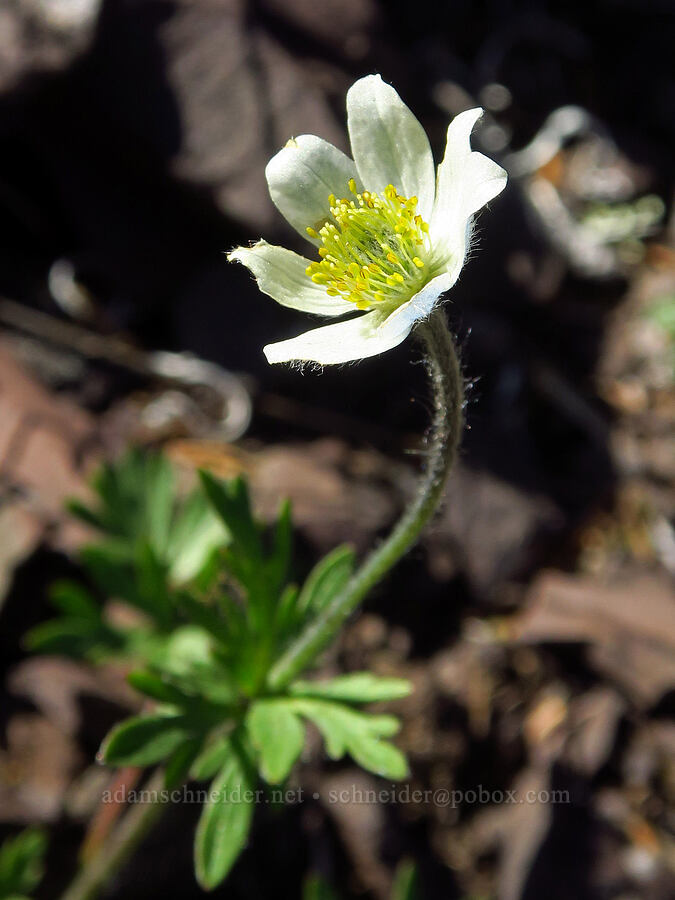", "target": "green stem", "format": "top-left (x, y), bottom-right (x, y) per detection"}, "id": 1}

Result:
top-left (267, 308), bottom-right (464, 691)
top-left (60, 768), bottom-right (168, 900)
